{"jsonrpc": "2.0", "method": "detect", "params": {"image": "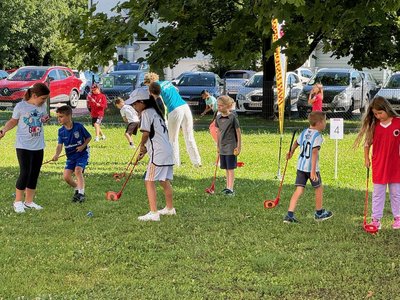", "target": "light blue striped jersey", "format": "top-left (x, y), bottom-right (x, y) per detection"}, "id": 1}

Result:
top-left (296, 128), bottom-right (323, 172)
